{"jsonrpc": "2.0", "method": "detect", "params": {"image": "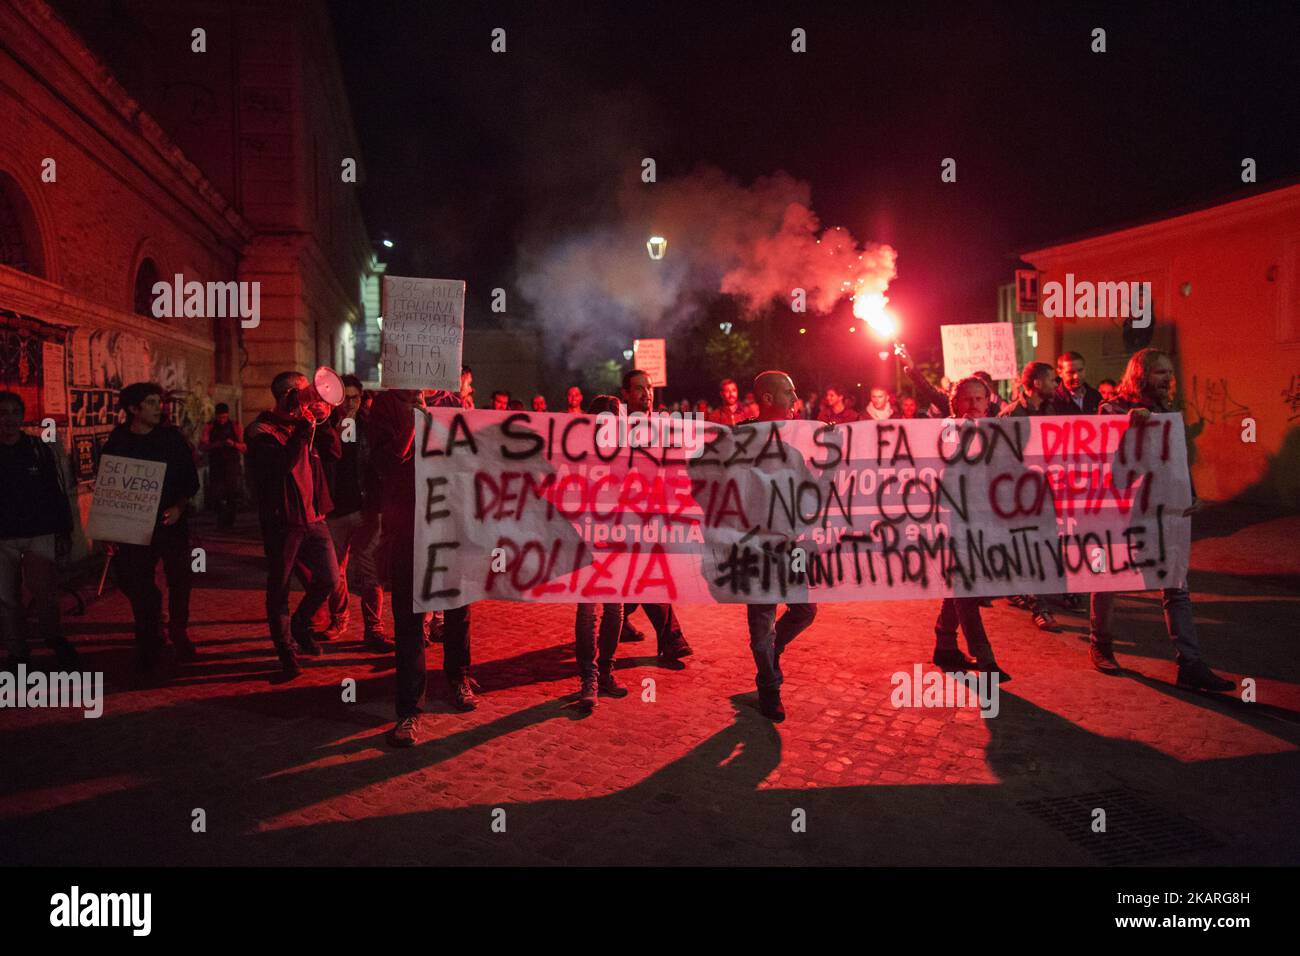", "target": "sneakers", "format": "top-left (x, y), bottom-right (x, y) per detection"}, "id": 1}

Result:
top-left (1032, 609), bottom-right (1062, 633)
top-left (1176, 660), bottom-right (1235, 693)
top-left (319, 619), bottom-right (347, 642)
top-left (933, 648), bottom-right (976, 671)
top-left (450, 675), bottom-right (480, 711)
top-left (1089, 643), bottom-right (1122, 674)
top-left (598, 670), bottom-right (629, 698)
top-left (290, 618), bottom-right (323, 657)
top-left (619, 622), bottom-right (647, 643)
top-left (758, 688), bottom-right (786, 722)
top-left (389, 715), bottom-right (420, 748)
top-left (365, 633), bottom-right (395, 654)
top-left (975, 660), bottom-right (1012, 682)
top-left (1006, 595), bottom-right (1029, 610)
top-left (577, 675), bottom-right (599, 713)
top-left (276, 645), bottom-right (302, 679)
top-left (658, 634), bottom-right (693, 660)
